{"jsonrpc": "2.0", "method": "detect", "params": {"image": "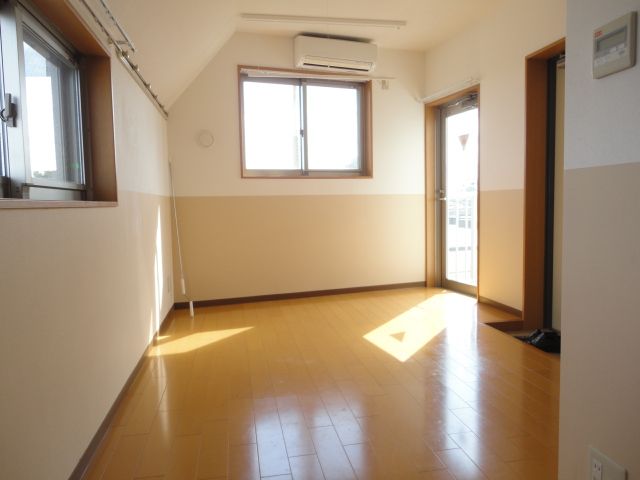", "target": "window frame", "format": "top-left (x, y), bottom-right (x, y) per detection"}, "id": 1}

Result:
top-left (238, 66), bottom-right (373, 179)
top-left (17, 8), bottom-right (87, 193)
top-left (0, 0), bottom-right (117, 208)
